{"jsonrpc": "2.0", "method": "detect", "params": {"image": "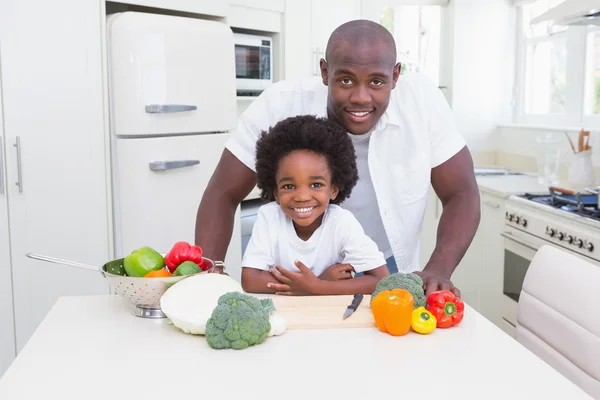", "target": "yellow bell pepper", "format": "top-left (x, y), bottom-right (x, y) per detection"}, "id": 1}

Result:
top-left (411, 306), bottom-right (437, 334)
